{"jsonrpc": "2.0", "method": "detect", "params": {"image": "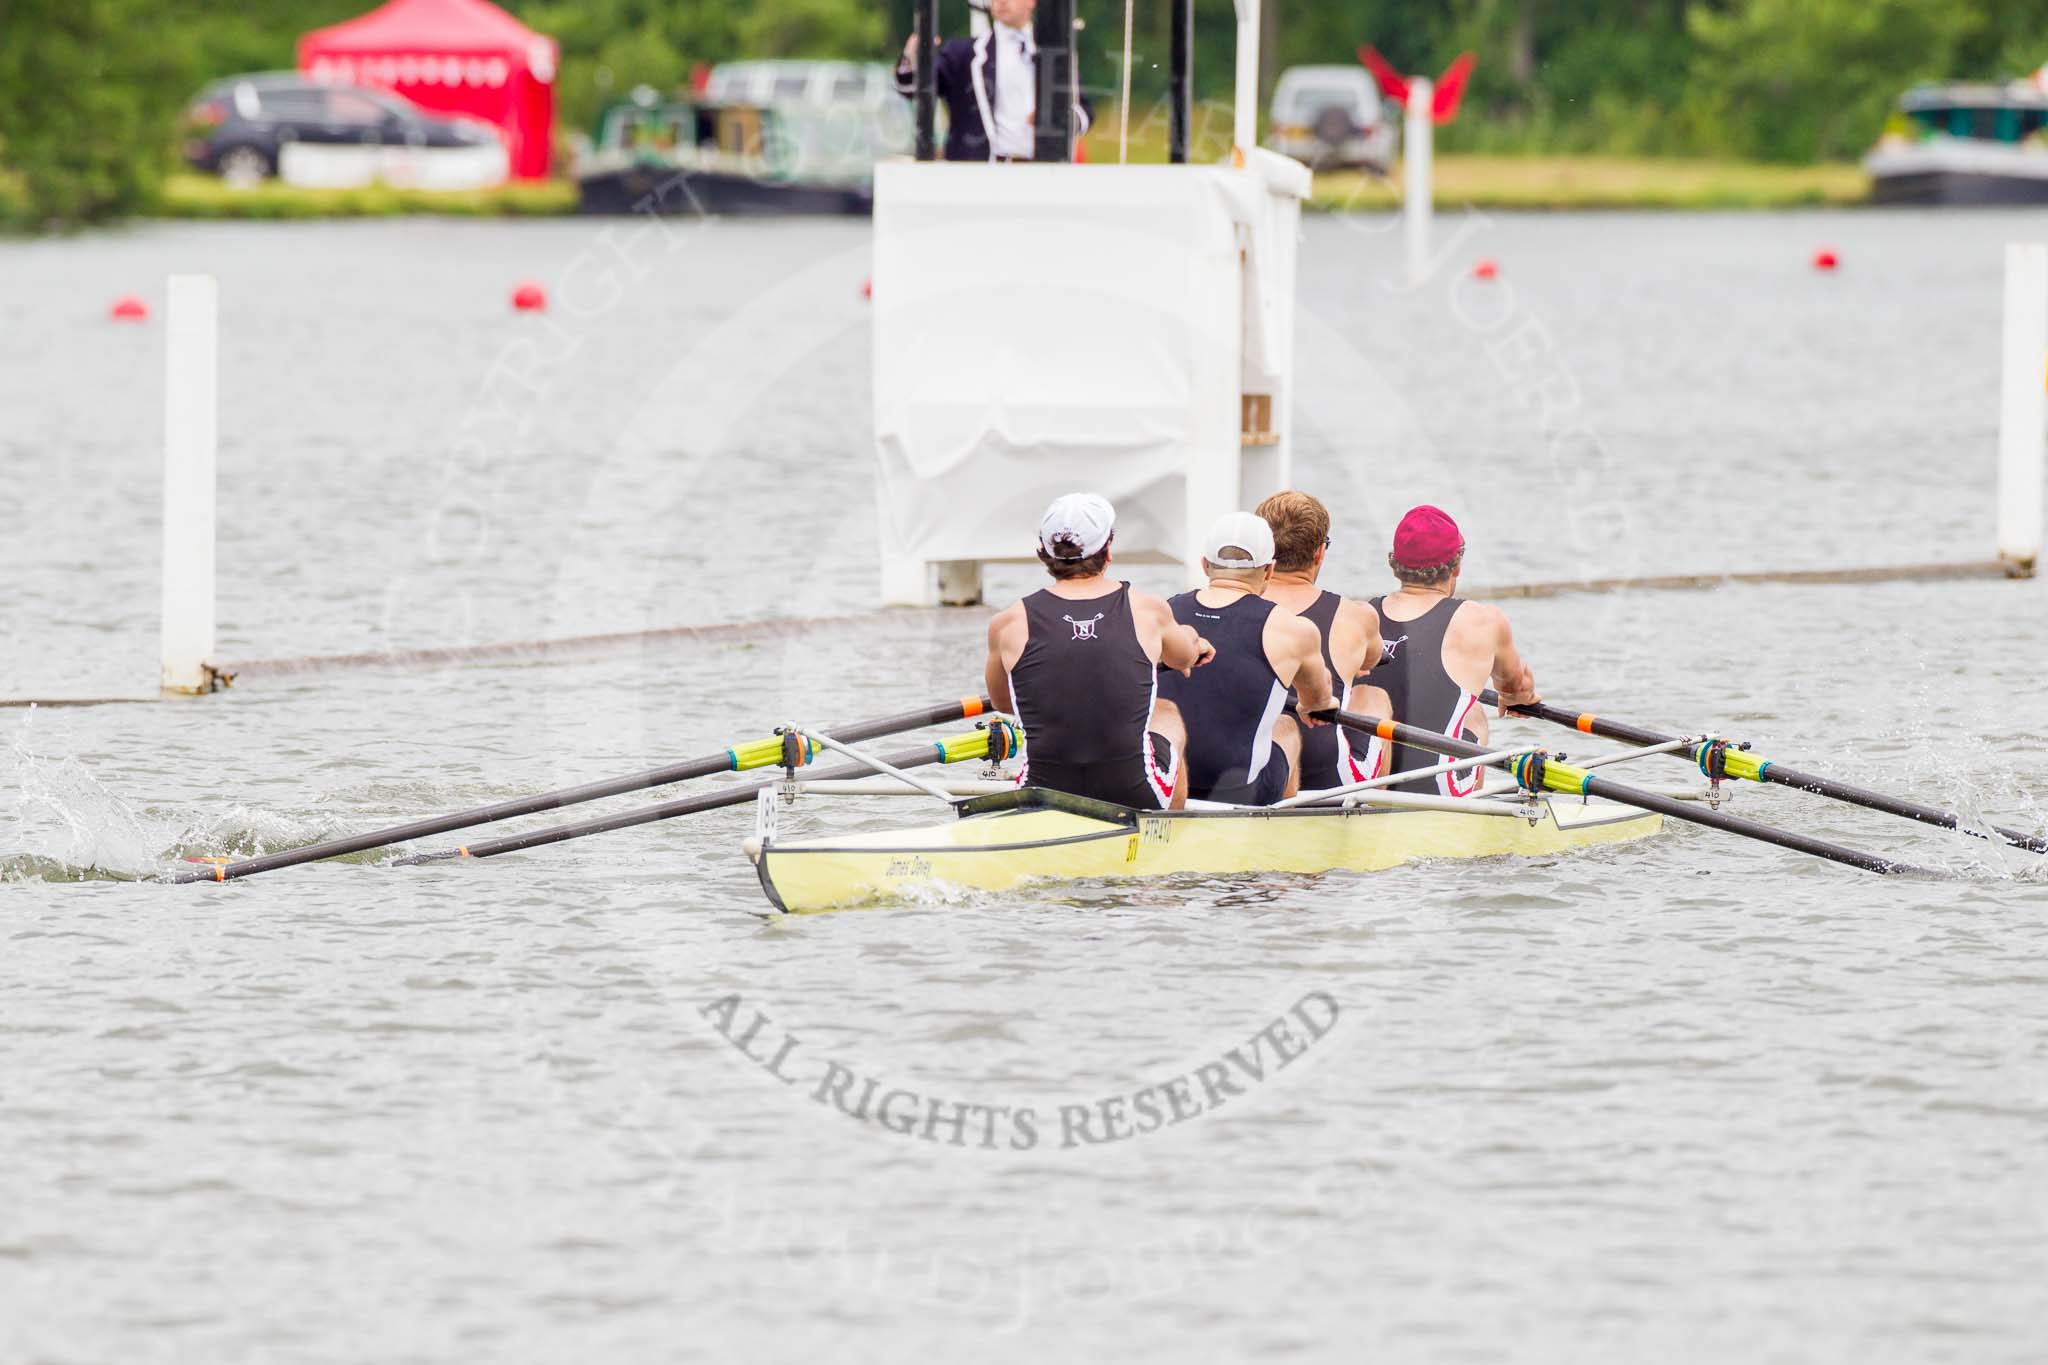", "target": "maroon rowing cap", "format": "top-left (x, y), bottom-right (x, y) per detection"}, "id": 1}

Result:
top-left (1391, 505), bottom-right (1465, 567)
